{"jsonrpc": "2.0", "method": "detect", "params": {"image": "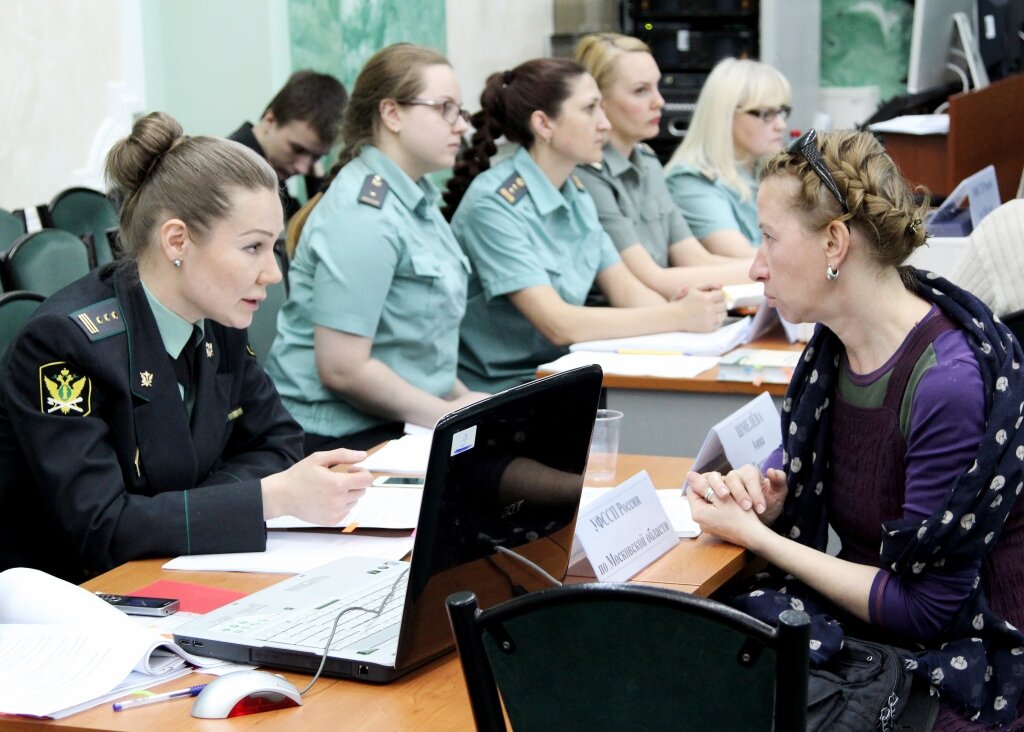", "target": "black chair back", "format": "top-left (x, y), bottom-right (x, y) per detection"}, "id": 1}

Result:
top-left (3, 230), bottom-right (91, 296)
top-left (447, 583), bottom-right (810, 732)
top-left (0, 208), bottom-right (26, 256)
top-left (0, 290), bottom-right (46, 359)
top-left (48, 187), bottom-right (119, 267)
